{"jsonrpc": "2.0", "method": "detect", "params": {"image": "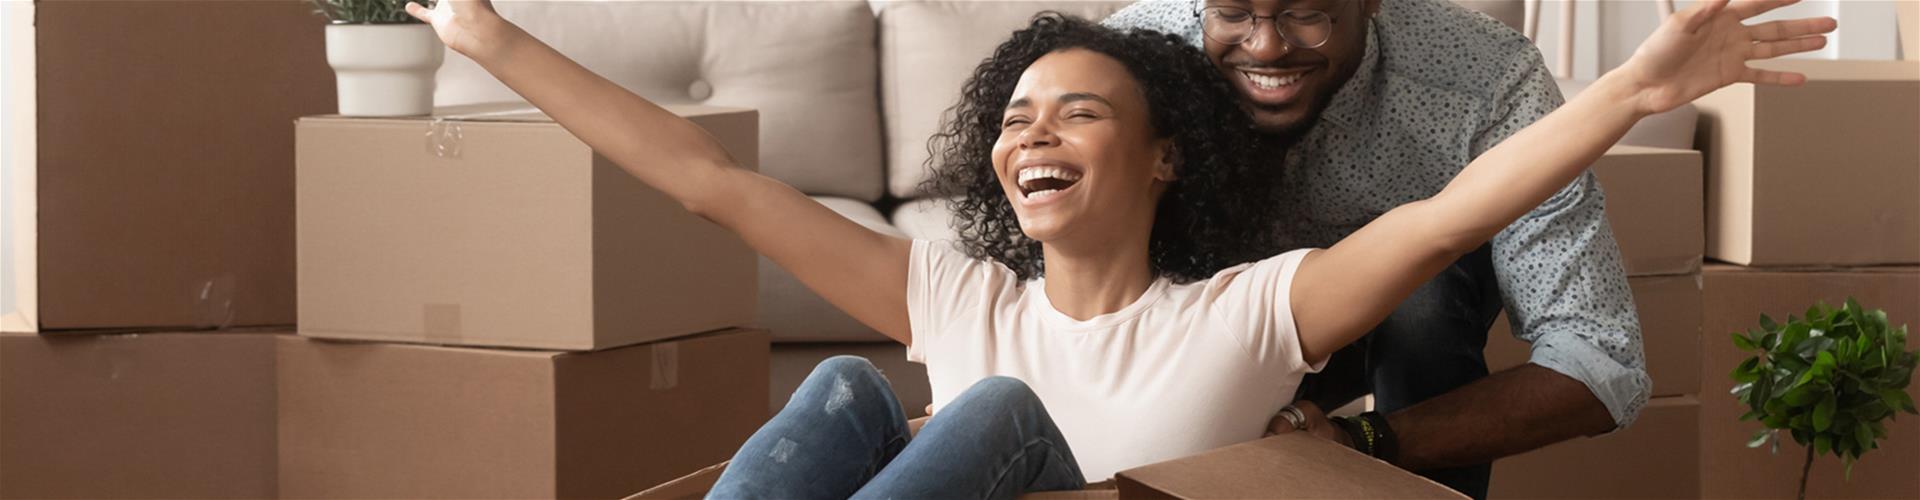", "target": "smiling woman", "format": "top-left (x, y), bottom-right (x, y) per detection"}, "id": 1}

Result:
top-left (406, 0), bottom-right (1832, 494)
top-left (922, 13), bottom-right (1285, 284)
